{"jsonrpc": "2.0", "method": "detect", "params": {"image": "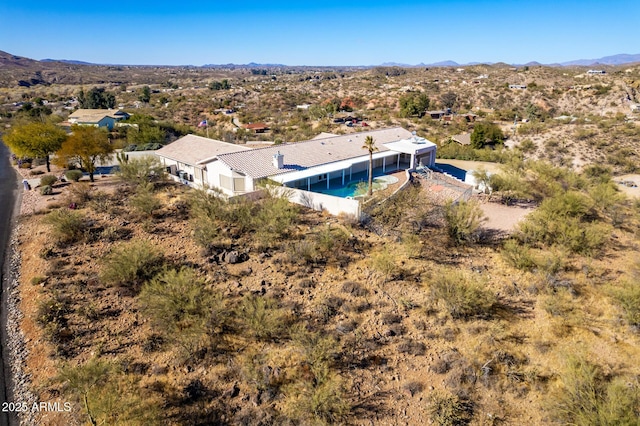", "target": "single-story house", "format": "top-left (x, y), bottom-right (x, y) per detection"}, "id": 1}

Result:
top-left (68, 109), bottom-right (130, 130)
top-left (426, 110), bottom-right (447, 119)
top-left (156, 127), bottom-right (437, 197)
top-left (155, 134), bottom-right (251, 186)
top-left (509, 84), bottom-right (527, 89)
top-left (243, 122), bottom-right (269, 133)
top-left (452, 133), bottom-right (472, 146)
